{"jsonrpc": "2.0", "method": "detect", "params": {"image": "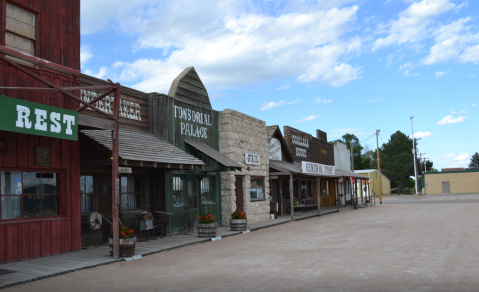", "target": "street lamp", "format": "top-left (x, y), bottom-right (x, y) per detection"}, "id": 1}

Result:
top-left (410, 116), bottom-right (419, 198)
